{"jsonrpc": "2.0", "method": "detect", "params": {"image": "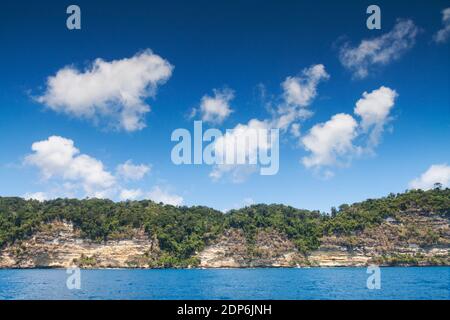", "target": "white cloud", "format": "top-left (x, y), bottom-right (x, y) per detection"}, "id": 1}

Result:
top-left (290, 123), bottom-right (301, 138)
top-left (272, 108), bottom-right (313, 132)
top-left (409, 164), bottom-right (450, 190)
top-left (210, 119), bottom-right (270, 182)
top-left (301, 113), bottom-right (358, 169)
top-left (36, 50), bottom-right (173, 131)
top-left (210, 164), bottom-right (259, 184)
top-left (147, 186), bottom-right (184, 206)
top-left (25, 136), bottom-right (116, 198)
top-left (24, 136), bottom-right (183, 203)
top-left (281, 64), bottom-right (330, 108)
top-left (23, 192), bottom-right (49, 202)
top-left (339, 19), bottom-right (419, 79)
top-left (273, 64), bottom-right (329, 131)
top-left (300, 86), bottom-right (397, 175)
top-left (119, 188), bottom-right (144, 201)
top-left (354, 86), bottom-right (398, 147)
top-left (208, 64), bottom-right (328, 182)
top-left (116, 160), bottom-right (150, 181)
top-left (198, 88), bottom-right (234, 124)
top-left (433, 8), bottom-right (450, 43)
top-left (120, 186), bottom-right (184, 204)
top-left (214, 119), bottom-right (271, 163)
